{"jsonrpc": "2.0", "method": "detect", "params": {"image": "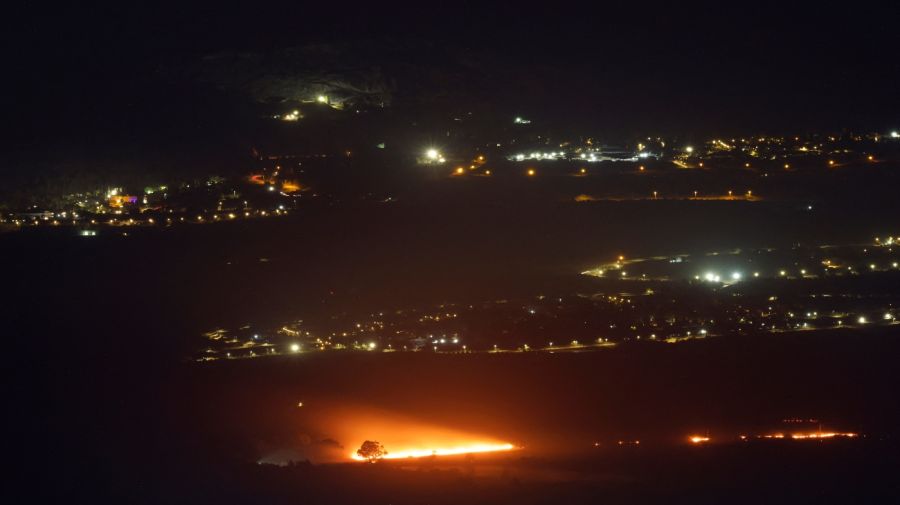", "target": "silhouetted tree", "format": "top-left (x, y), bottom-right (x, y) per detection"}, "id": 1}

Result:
top-left (356, 440), bottom-right (388, 462)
